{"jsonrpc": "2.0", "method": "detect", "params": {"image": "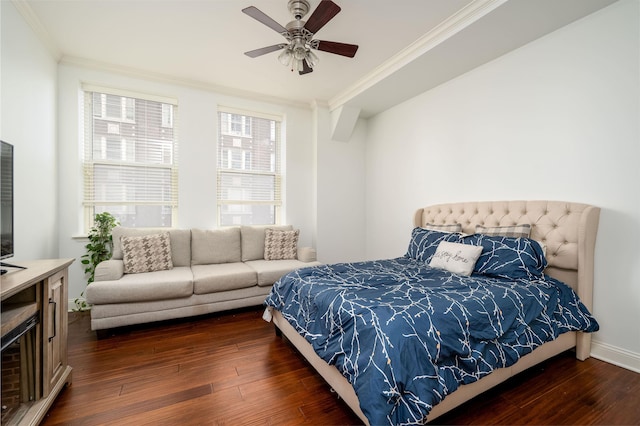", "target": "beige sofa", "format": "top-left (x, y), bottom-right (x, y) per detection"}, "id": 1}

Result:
top-left (85, 225), bottom-right (320, 331)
